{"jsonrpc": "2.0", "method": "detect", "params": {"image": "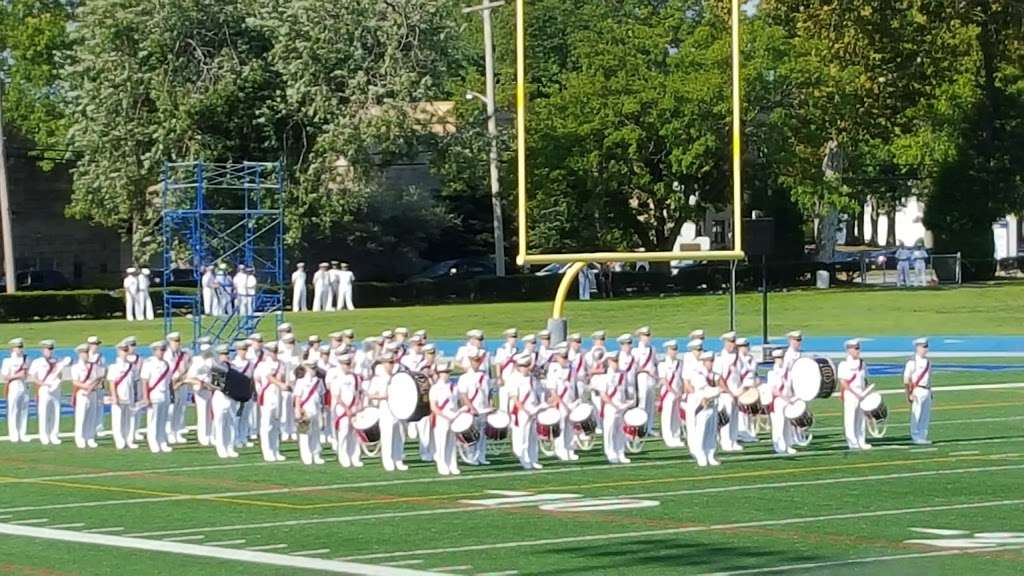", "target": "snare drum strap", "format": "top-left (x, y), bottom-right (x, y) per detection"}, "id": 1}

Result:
top-left (911, 360), bottom-right (930, 391)
top-left (431, 398), bottom-right (450, 428)
top-left (657, 371), bottom-right (676, 412)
